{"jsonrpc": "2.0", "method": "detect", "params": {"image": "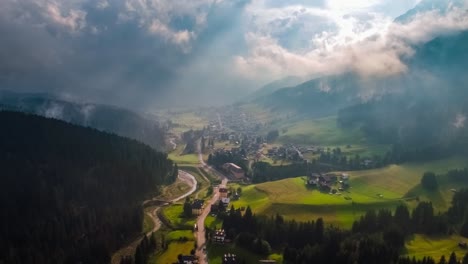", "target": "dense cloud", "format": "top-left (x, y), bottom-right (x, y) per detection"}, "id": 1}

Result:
top-left (0, 0), bottom-right (467, 109)
top-left (235, 0), bottom-right (468, 82)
